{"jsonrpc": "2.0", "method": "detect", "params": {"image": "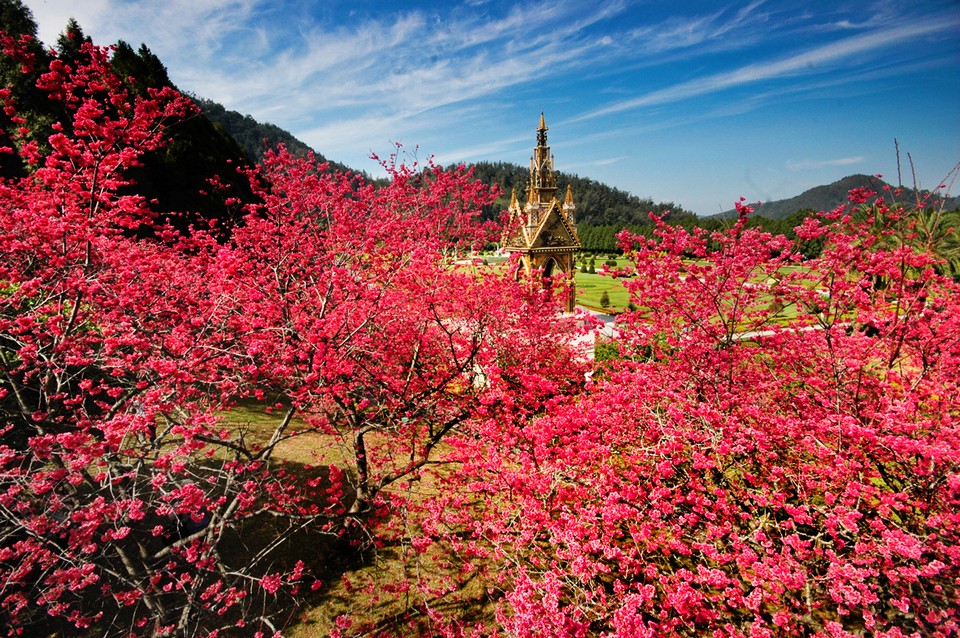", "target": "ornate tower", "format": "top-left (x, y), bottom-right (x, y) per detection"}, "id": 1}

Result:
top-left (502, 113), bottom-right (581, 313)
